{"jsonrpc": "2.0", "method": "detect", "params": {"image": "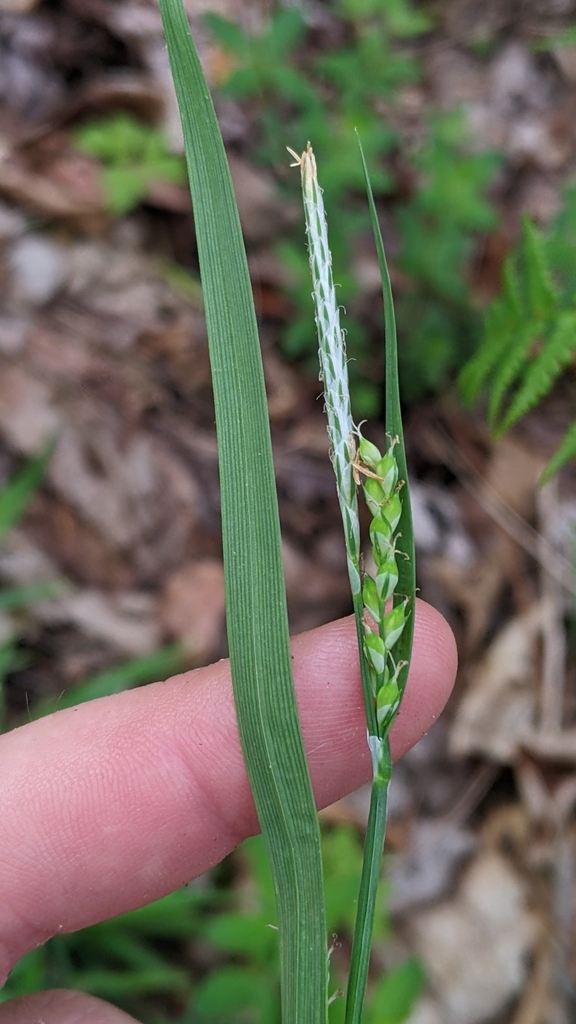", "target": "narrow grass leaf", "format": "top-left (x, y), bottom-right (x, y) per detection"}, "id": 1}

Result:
top-left (0, 438), bottom-right (56, 542)
top-left (159, 4), bottom-right (327, 1022)
top-left (30, 644), bottom-right (185, 720)
top-left (0, 578), bottom-right (69, 612)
